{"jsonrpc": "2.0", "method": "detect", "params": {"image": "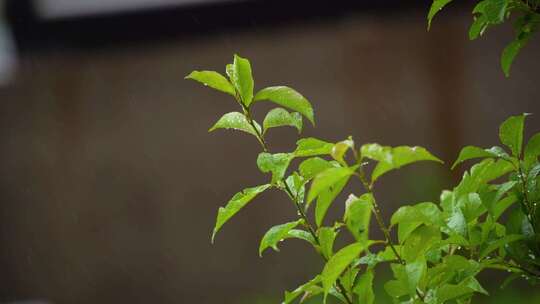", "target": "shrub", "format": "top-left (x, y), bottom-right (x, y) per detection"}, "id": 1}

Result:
top-left (186, 54), bottom-right (539, 303)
